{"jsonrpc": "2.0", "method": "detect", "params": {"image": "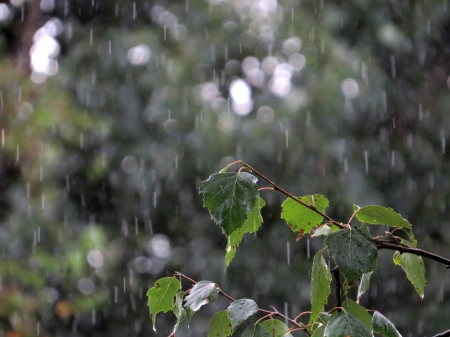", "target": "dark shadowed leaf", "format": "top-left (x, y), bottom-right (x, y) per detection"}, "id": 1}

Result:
top-left (200, 172), bottom-right (259, 235)
top-left (228, 298), bottom-right (258, 331)
top-left (372, 311), bottom-right (402, 337)
top-left (226, 197), bottom-right (265, 266)
top-left (147, 277), bottom-right (181, 332)
top-left (311, 324), bottom-right (325, 337)
top-left (184, 280), bottom-right (218, 311)
top-left (310, 251), bottom-right (332, 325)
top-left (324, 312), bottom-right (372, 337)
top-left (325, 229), bottom-right (378, 283)
top-left (281, 195), bottom-right (329, 235)
top-left (208, 310), bottom-right (232, 337)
